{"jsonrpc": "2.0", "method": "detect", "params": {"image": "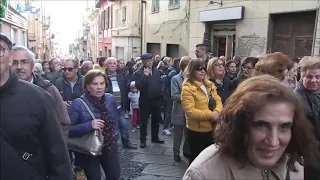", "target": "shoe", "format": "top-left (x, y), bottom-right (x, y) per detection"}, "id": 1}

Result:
top-left (132, 128), bottom-right (136, 133)
top-left (123, 143), bottom-right (137, 149)
top-left (151, 138), bottom-right (165, 144)
top-left (140, 141), bottom-right (146, 148)
top-left (174, 155), bottom-right (181, 162)
top-left (162, 129), bottom-right (171, 135)
top-left (125, 113), bottom-right (129, 119)
top-left (75, 171), bottom-right (85, 180)
top-left (136, 125), bottom-right (140, 129)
